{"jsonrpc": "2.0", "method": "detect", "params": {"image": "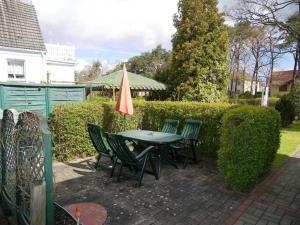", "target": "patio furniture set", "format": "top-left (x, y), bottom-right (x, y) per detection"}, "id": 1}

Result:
top-left (87, 119), bottom-right (202, 187)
